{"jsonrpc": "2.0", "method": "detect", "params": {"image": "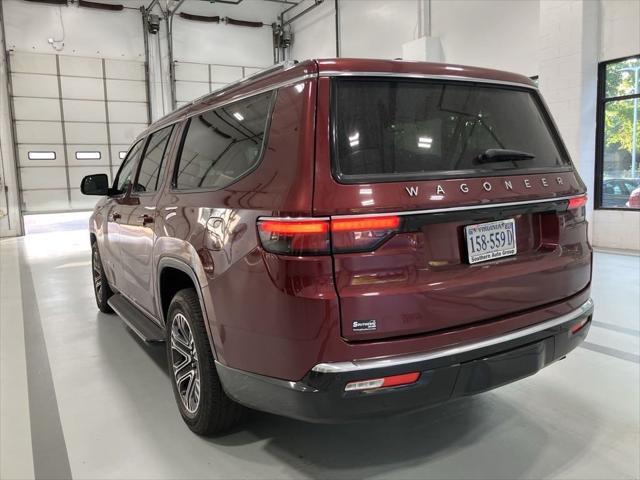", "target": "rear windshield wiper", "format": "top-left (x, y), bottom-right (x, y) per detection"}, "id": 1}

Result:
top-left (475, 149), bottom-right (535, 163)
